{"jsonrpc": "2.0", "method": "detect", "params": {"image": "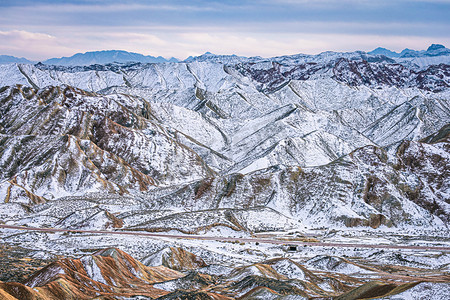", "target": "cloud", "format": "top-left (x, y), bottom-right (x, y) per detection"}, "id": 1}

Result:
top-left (0, 30), bottom-right (54, 41)
top-left (0, 30), bottom-right (77, 60)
